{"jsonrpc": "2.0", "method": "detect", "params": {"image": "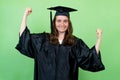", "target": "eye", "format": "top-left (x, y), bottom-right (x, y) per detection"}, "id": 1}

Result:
top-left (57, 19), bottom-right (61, 22)
top-left (64, 20), bottom-right (68, 23)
